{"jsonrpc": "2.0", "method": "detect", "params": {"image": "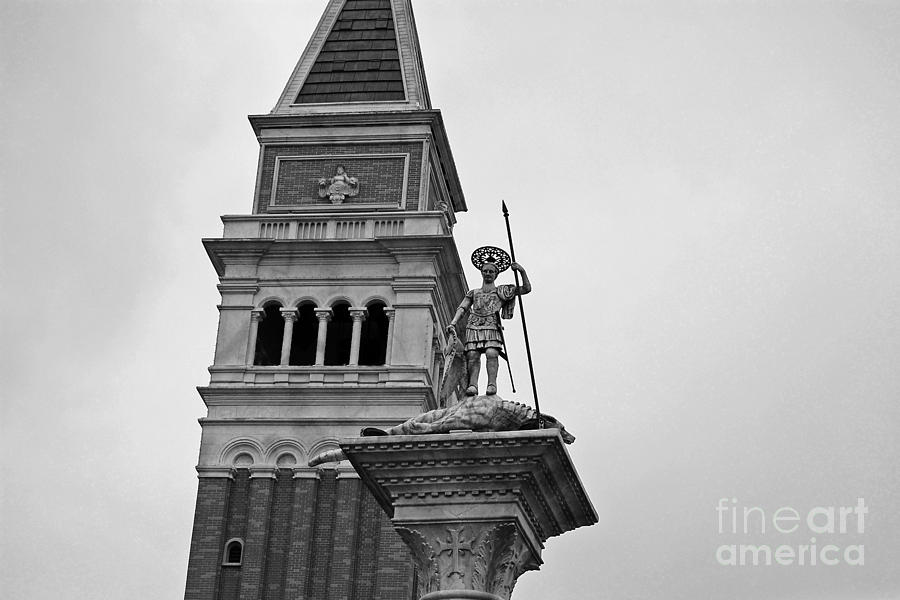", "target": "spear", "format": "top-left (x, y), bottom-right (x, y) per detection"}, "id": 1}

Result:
top-left (501, 200), bottom-right (542, 428)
